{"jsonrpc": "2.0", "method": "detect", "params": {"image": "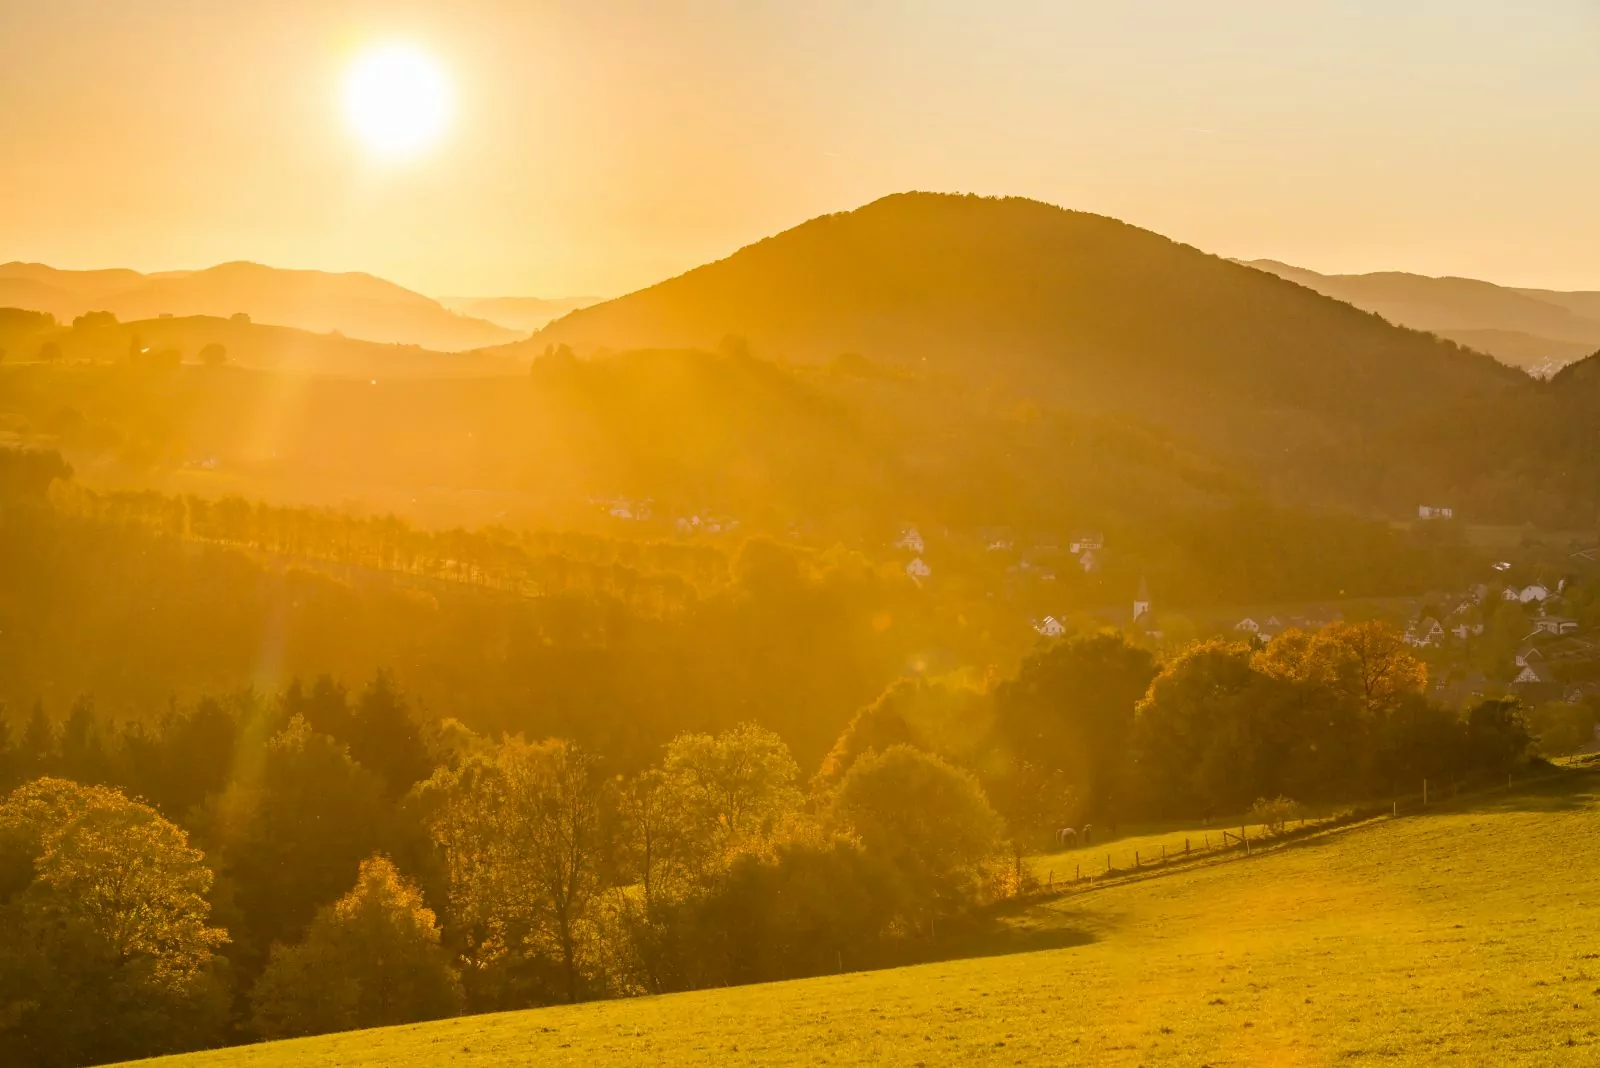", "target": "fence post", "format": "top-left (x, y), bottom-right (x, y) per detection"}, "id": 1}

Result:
top-left (1075, 863), bottom-right (1080, 883)
top-left (1423, 779), bottom-right (1428, 806)
top-left (1106, 853), bottom-right (1111, 873)
top-left (1048, 869), bottom-right (1053, 891)
top-left (1243, 830), bottom-right (1250, 856)
top-left (1135, 850), bottom-right (1140, 867)
top-left (1162, 845), bottom-right (1167, 864)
